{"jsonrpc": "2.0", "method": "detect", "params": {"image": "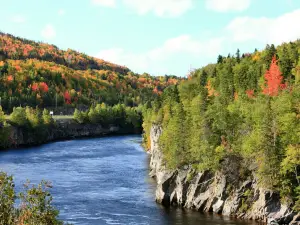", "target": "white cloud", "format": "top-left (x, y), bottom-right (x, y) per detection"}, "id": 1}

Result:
top-left (11, 15), bottom-right (26, 23)
top-left (95, 35), bottom-right (224, 74)
top-left (58, 9), bottom-right (66, 15)
top-left (227, 9), bottom-right (300, 45)
top-left (122, 0), bottom-right (193, 17)
top-left (92, 0), bottom-right (193, 17)
top-left (91, 0), bottom-right (116, 7)
top-left (95, 8), bottom-right (300, 75)
top-left (148, 35), bottom-right (224, 60)
top-left (96, 48), bottom-right (149, 72)
top-left (205, 0), bottom-right (251, 12)
top-left (41, 24), bottom-right (56, 40)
